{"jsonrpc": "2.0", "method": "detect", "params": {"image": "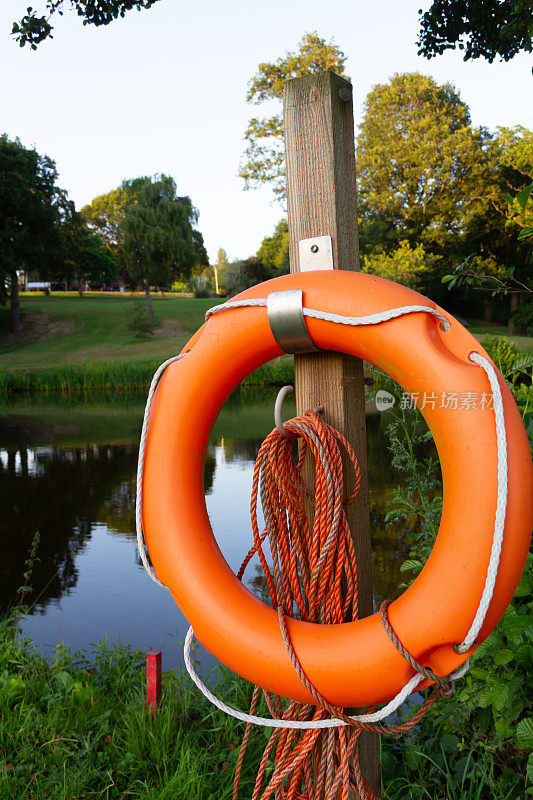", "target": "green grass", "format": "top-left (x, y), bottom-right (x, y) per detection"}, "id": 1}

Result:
top-left (0, 296), bottom-right (530, 396)
top-left (0, 293), bottom-right (216, 371)
top-left (0, 615), bottom-right (524, 800)
top-left (0, 617), bottom-right (267, 799)
top-left (0, 295), bottom-right (299, 395)
top-left (466, 320), bottom-right (533, 353)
